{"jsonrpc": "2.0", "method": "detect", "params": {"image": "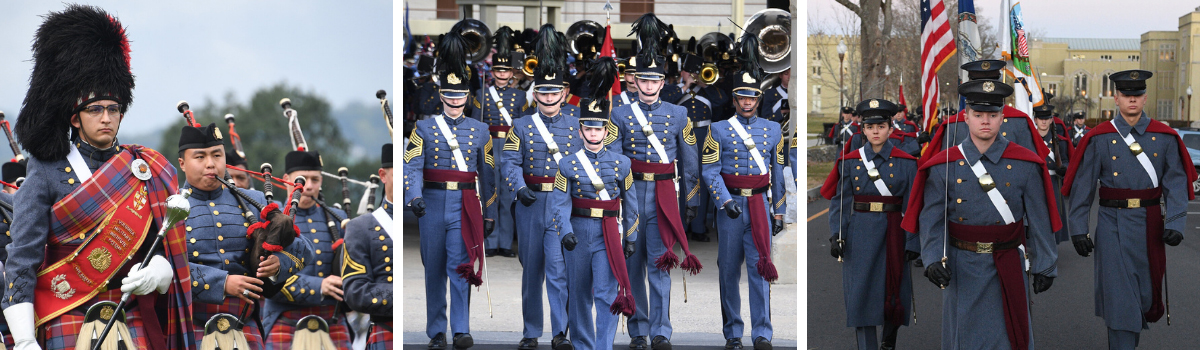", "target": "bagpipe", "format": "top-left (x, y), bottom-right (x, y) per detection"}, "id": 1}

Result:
top-left (0, 111), bottom-right (24, 190)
